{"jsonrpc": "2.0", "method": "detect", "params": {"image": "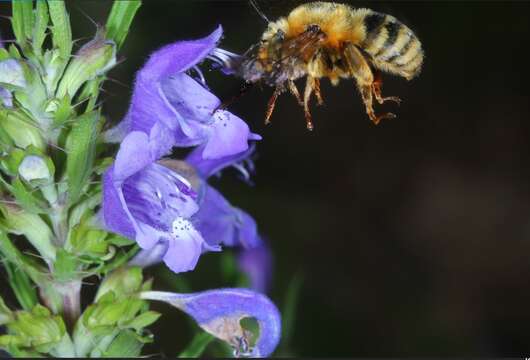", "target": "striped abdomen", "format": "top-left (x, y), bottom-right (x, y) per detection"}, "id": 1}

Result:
top-left (360, 10), bottom-right (423, 80)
